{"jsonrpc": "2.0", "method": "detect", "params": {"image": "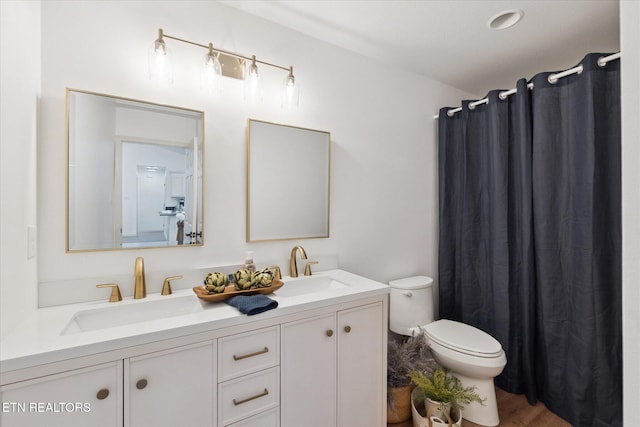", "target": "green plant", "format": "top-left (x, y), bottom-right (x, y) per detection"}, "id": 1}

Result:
top-left (409, 368), bottom-right (484, 410)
